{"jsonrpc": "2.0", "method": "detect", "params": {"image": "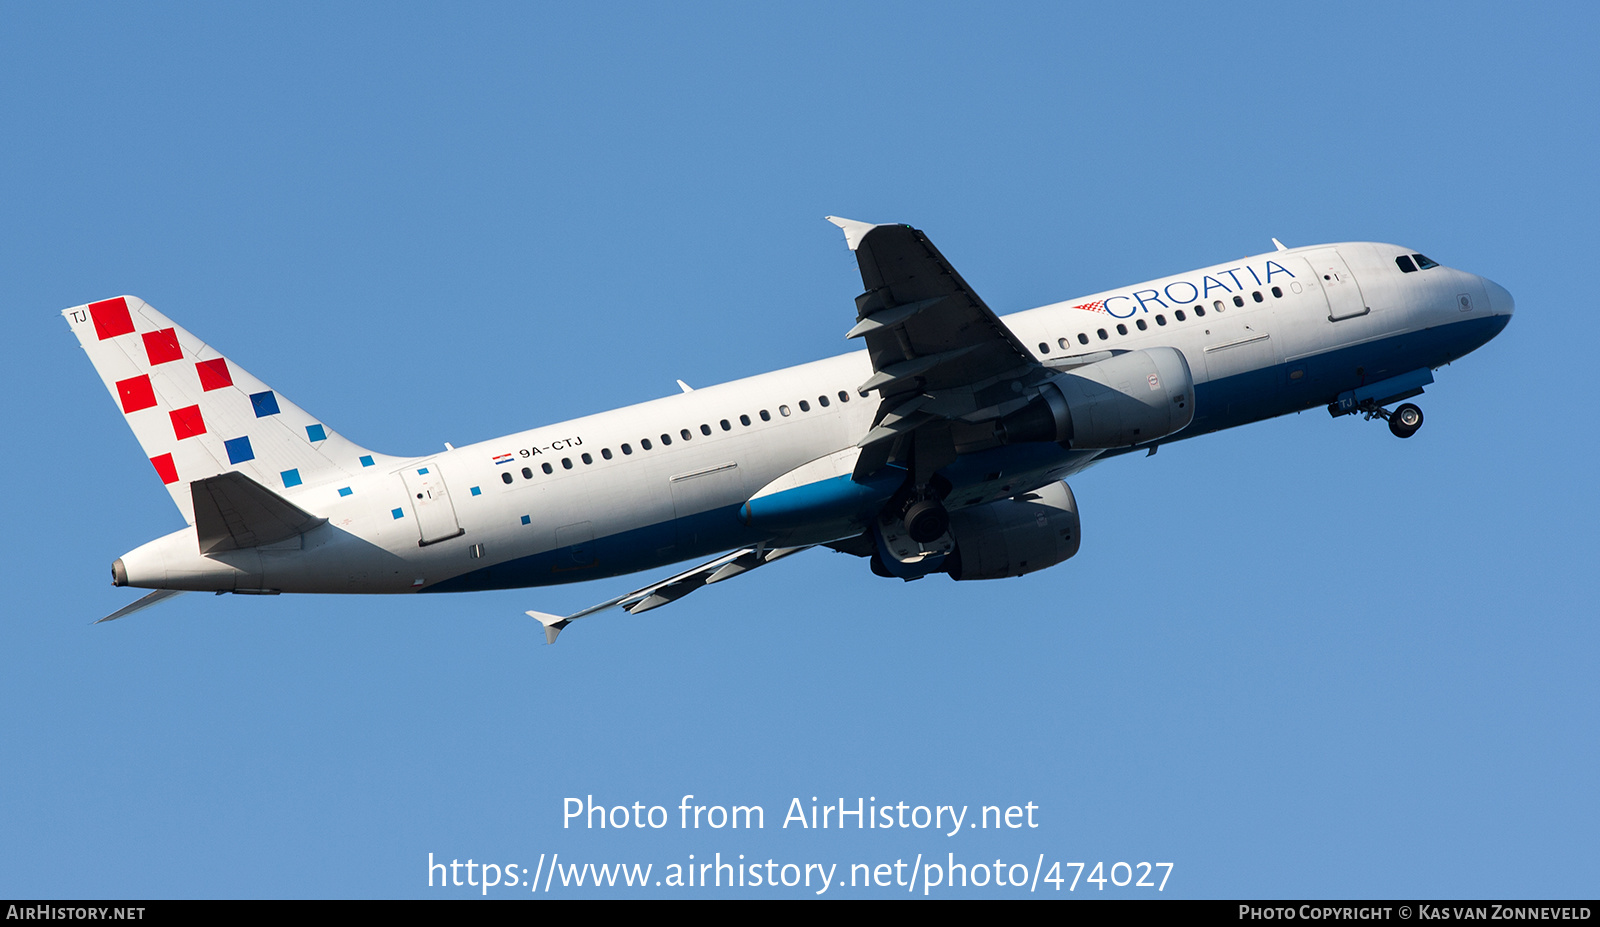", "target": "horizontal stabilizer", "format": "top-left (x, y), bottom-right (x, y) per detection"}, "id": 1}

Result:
top-left (191, 471), bottom-right (326, 554)
top-left (96, 588), bottom-right (186, 624)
